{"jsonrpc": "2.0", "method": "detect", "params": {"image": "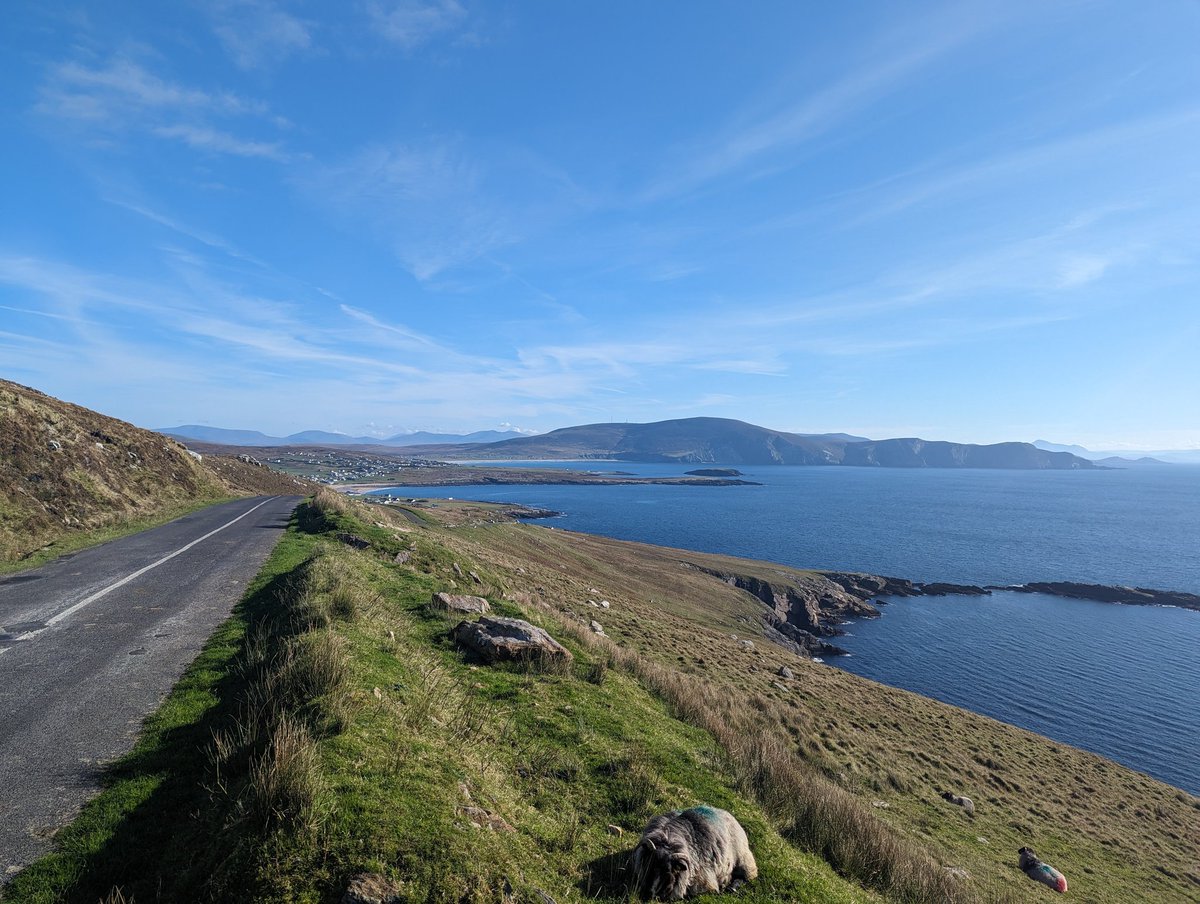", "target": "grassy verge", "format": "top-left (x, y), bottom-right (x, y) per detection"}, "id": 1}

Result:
top-left (0, 495), bottom-right (236, 575)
